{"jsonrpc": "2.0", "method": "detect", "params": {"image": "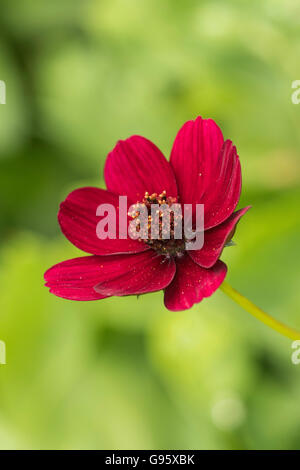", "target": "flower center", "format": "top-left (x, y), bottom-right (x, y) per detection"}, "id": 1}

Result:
top-left (129, 190), bottom-right (185, 257)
